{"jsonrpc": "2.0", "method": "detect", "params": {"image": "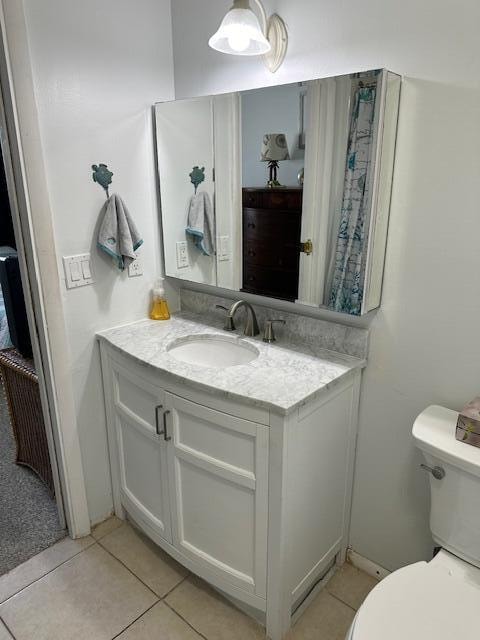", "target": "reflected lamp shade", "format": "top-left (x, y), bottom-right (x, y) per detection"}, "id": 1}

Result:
top-left (261, 133), bottom-right (290, 162)
top-left (208, 0), bottom-right (271, 56)
top-left (261, 133), bottom-right (290, 188)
